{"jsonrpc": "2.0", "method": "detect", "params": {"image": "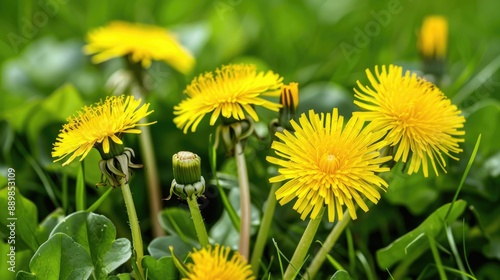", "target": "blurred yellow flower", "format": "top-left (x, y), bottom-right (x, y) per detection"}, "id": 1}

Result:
top-left (183, 244), bottom-right (255, 280)
top-left (354, 65), bottom-right (465, 177)
top-left (174, 64), bottom-right (283, 133)
top-left (52, 95), bottom-right (155, 166)
top-left (84, 21), bottom-right (194, 74)
top-left (418, 16), bottom-right (448, 59)
top-left (267, 109), bottom-right (391, 222)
